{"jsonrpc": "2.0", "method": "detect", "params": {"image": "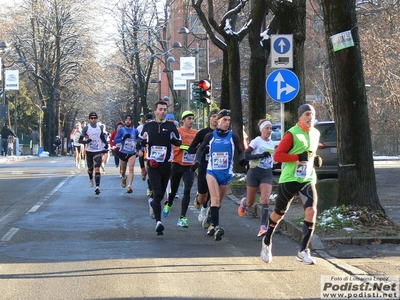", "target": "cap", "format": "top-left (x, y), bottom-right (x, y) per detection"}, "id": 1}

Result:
top-left (144, 113), bottom-right (153, 121)
top-left (116, 120), bottom-right (123, 126)
top-left (166, 113), bottom-right (175, 120)
top-left (298, 104), bottom-right (315, 118)
top-left (209, 109), bottom-right (219, 118)
top-left (181, 110), bottom-right (194, 120)
top-left (125, 114), bottom-right (133, 120)
top-left (88, 112), bottom-right (98, 119)
top-left (217, 109), bottom-right (231, 120)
